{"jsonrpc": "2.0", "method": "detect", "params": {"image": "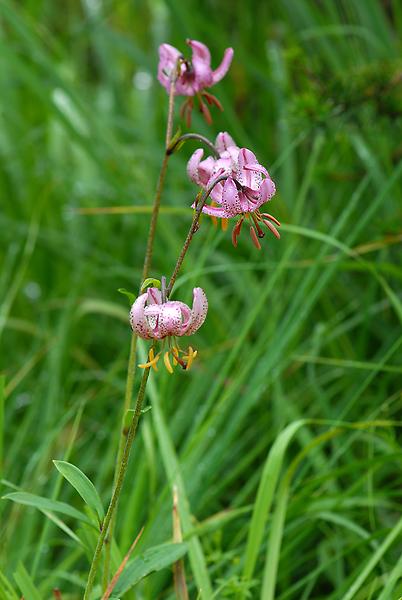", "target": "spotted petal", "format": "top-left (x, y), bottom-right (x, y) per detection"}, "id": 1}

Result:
top-left (222, 177), bottom-right (242, 216)
top-left (236, 148), bottom-right (264, 190)
top-left (199, 202), bottom-right (229, 218)
top-left (130, 293), bottom-right (153, 339)
top-left (147, 287), bottom-right (162, 305)
top-left (185, 287), bottom-right (208, 335)
top-left (145, 301), bottom-right (191, 338)
top-left (259, 177), bottom-right (276, 203)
